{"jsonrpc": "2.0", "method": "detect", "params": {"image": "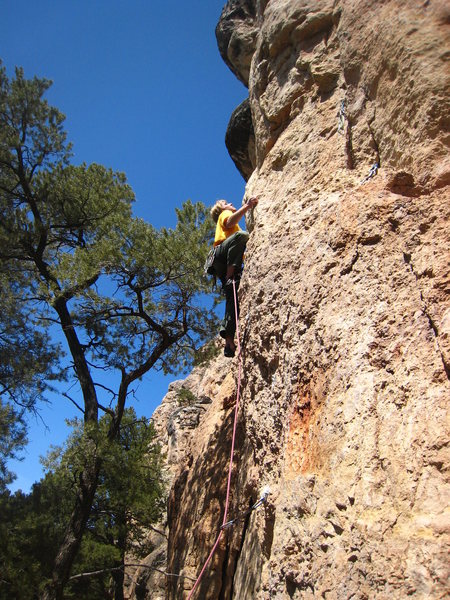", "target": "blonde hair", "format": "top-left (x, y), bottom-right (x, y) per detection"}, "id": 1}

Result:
top-left (210, 200), bottom-right (227, 223)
